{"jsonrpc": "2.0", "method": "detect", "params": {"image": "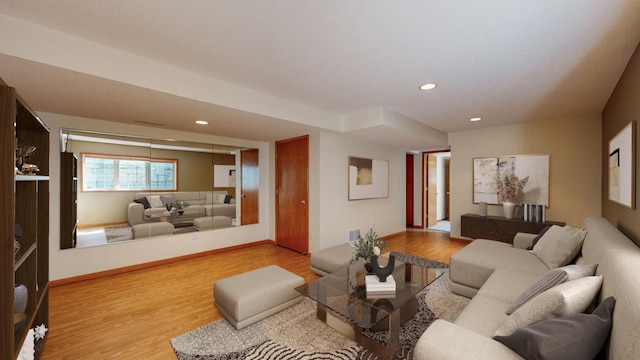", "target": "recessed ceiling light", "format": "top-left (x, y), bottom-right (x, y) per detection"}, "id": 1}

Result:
top-left (470, 117), bottom-right (482, 122)
top-left (419, 83), bottom-right (437, 91)
top-left (195, 120), bottom-right (209, 125)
